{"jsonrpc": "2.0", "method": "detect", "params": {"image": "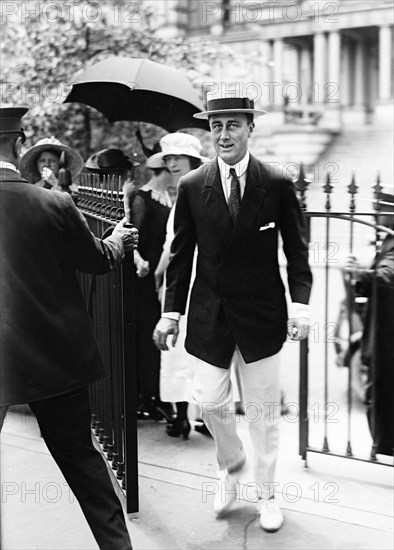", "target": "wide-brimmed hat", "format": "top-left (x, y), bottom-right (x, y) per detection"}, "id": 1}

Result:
top-left (19, 136), bottom-right (84, 182)
top-left (84, 148), bottom-right (139, 173)
top-left (146, 155), bottom-right (166, 170)
top-left (193, 89), bottom-right (266, 119)
top-left (148, 132), bottom-right (210, 165)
